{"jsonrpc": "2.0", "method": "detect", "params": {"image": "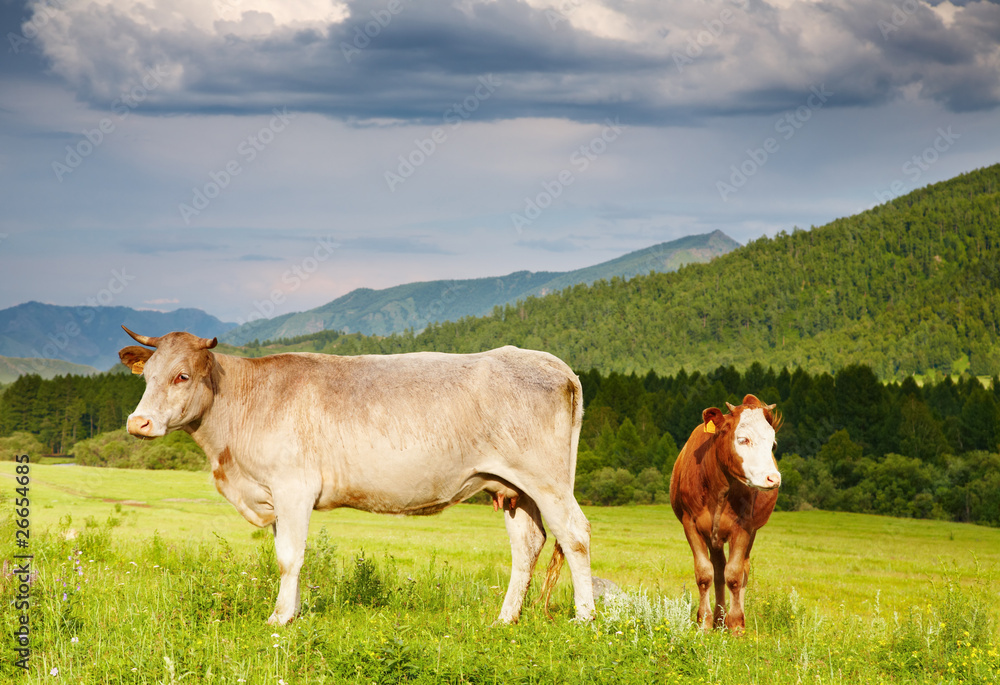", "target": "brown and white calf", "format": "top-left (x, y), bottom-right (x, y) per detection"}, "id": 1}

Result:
top-left (669, 394), bottom-right (782, 634)
top-left (118, 327), bottom-right (594, 625)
